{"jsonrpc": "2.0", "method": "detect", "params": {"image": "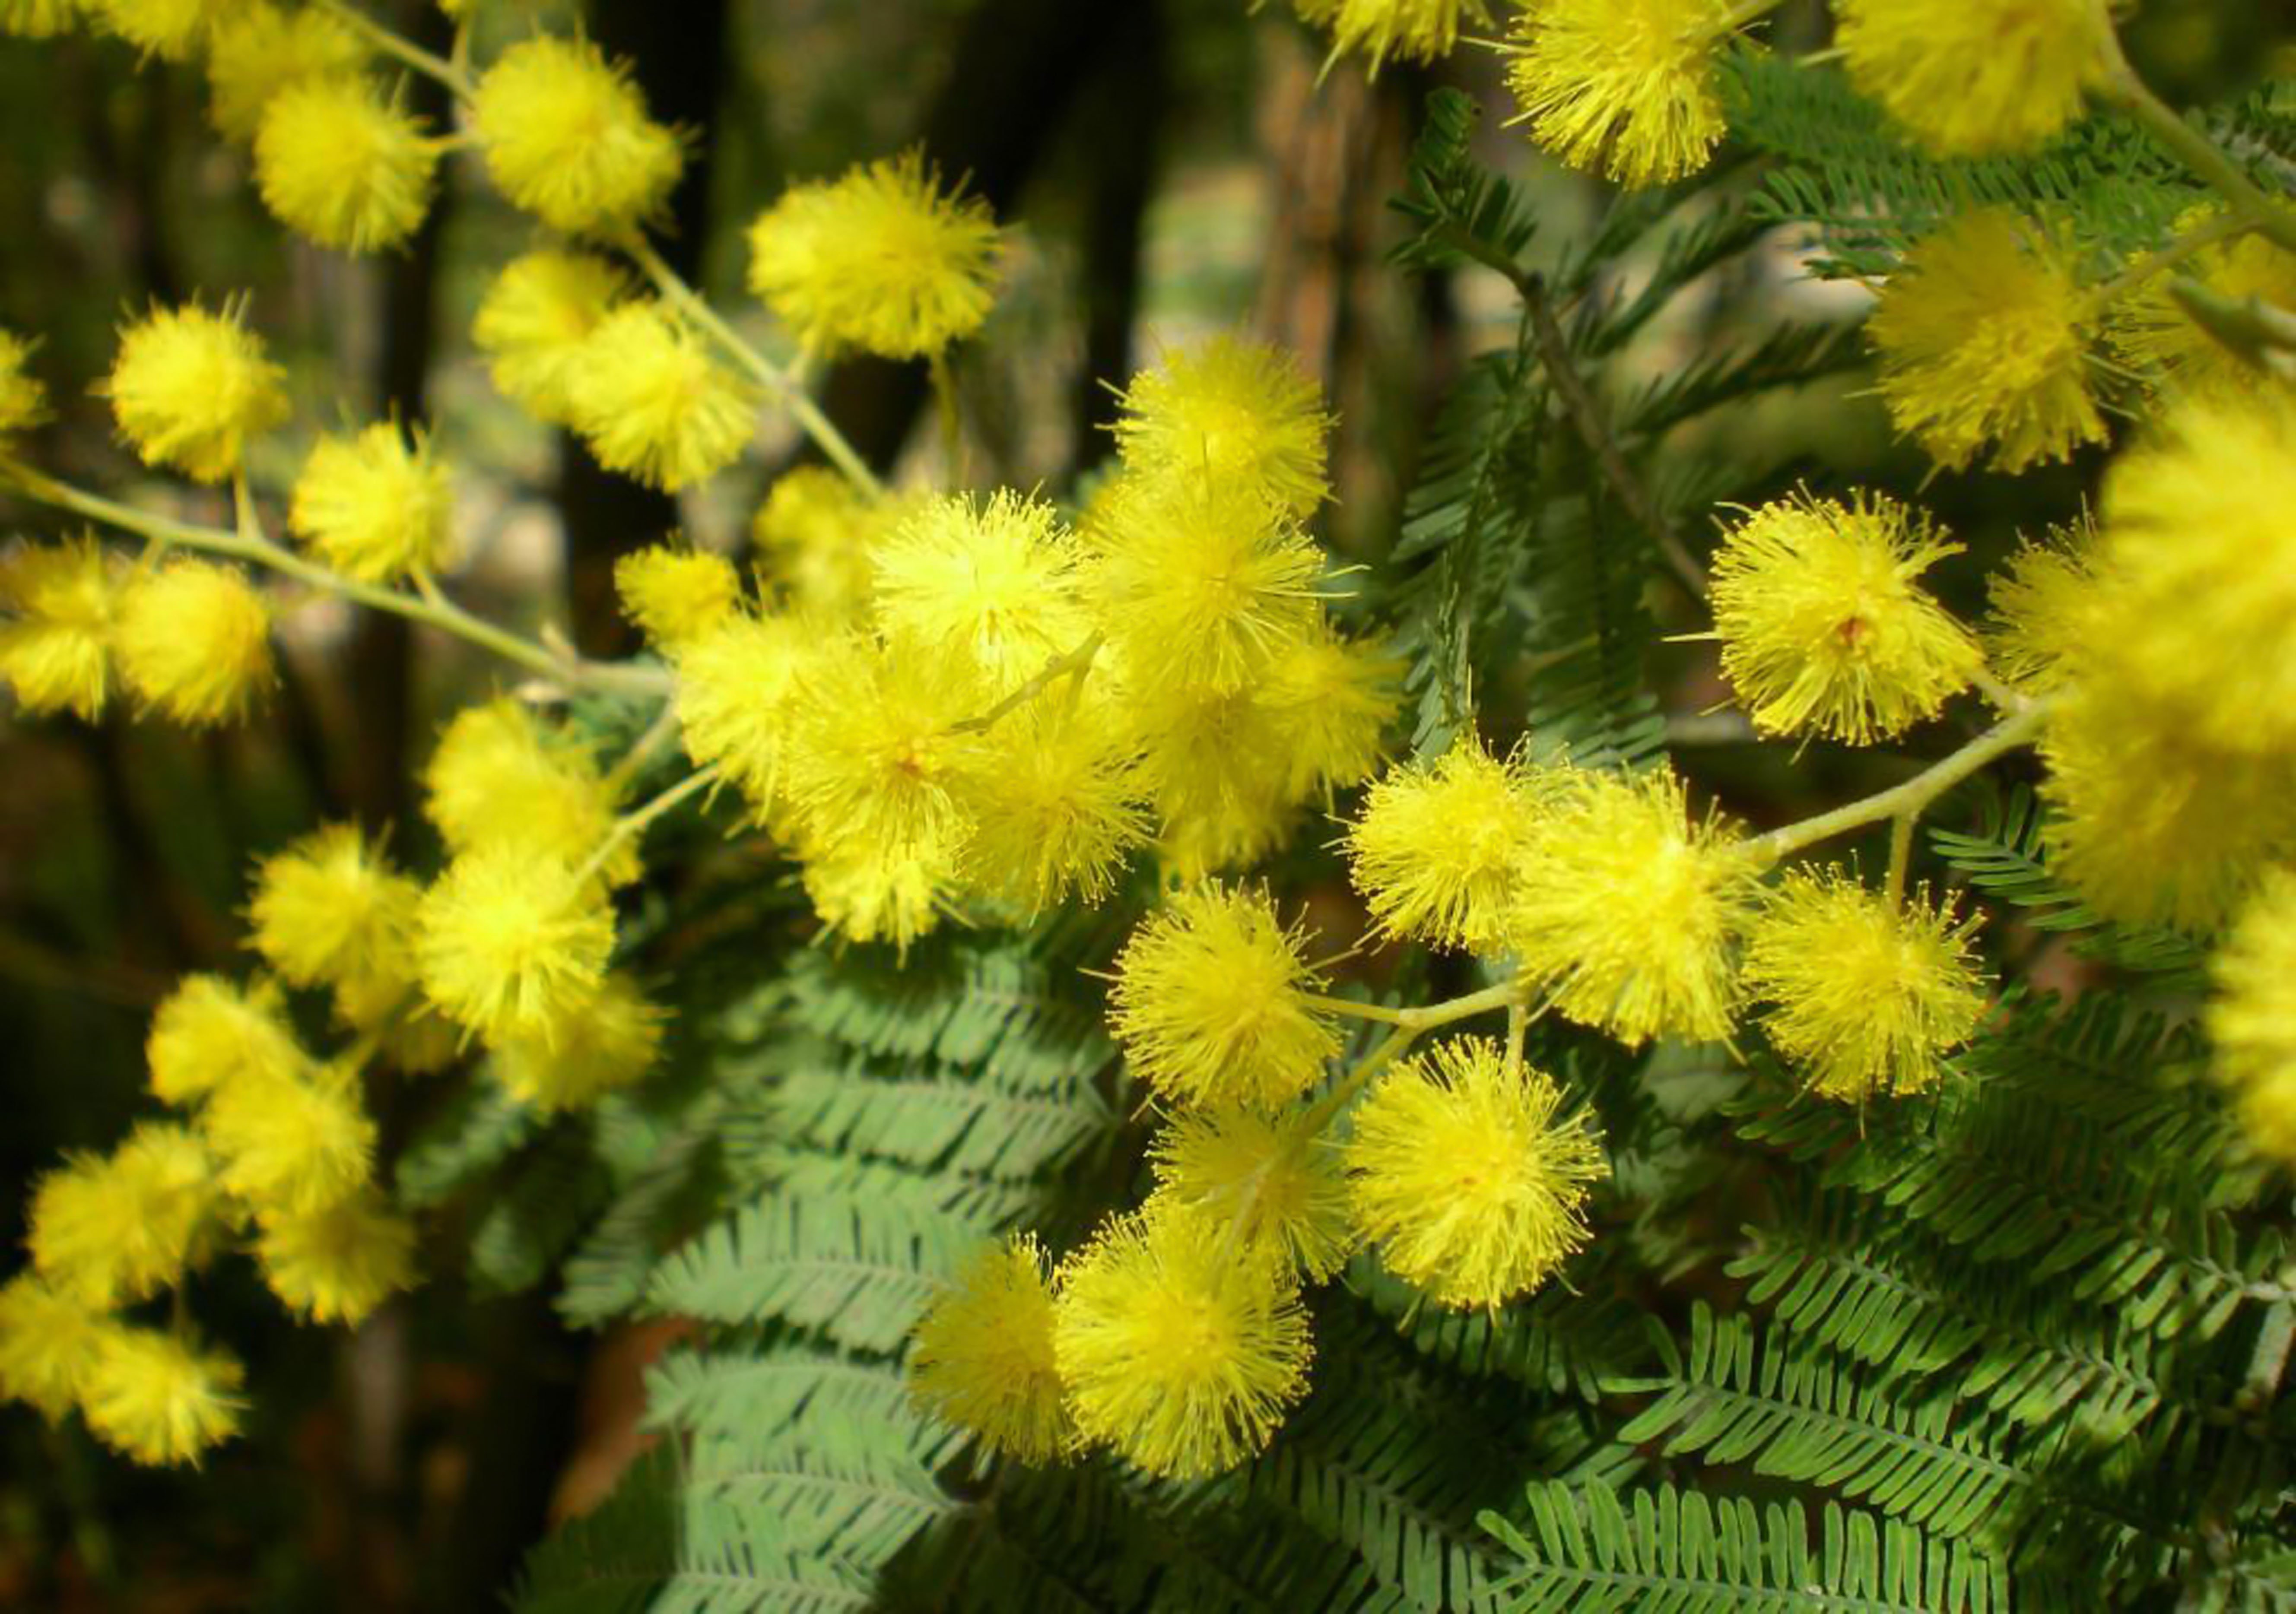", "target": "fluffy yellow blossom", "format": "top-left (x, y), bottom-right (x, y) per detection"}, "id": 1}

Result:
top-left (872, 491), bottom-right (1088, 687)
top-left (1113, 337), bottom-right (1333, 518)
top-left (289, 421), bottom-right (454, 584)
top-left (781, 632), bottom-right (994, 860)
top-left (0, 536), bottom-right (117, 720)
top-left (117, 558), bottom-right (275, 726)
top-left (203, 2), bottom-right (366, 143)
top-left (2207, 869), bottom-right (2296, 1167)
top-left (746, 151), bottom-right (1000, 361)
top-left (1344, 736), bottom-right (1542, 951)
top-left (248, 823), bottom-right (421, 996)
top-left (1302, 0), bottom-right (1483, 71)
top-left (491, 973), bottom-right (664, 1111)
top-left (104, 302), bottom-right (289, 484)
top-left (1082, 472), bottom-right (1323, 696)
top-left (29, 1123), bottom-right (216, 1307)
top-left (0, 0), bottom-right (80, 38)
top-left (1131, 682), bottom-right (1298, 879)
top-left (800, 834), bottom-right (958, 954)
top-left (423, 701), bottom-right (635, 885)
top-left (566, 303), bottom-right (757, 492)
top-left (255, 1187), bottom-right (416, 1325)
top-left (1265, 624), bottom-right (1398, 799)
top-left (752, 466), bottom-right (893, 620)
top-left (1985, 518), bottom-right (2100, 694)
top-left (2112, 221), bottom-right (2296, 398)
top-left (148, 974), bottom-right (305, 1106)
top-left (1345, 1038), bottom-right (1606, 1311)
top-left (85, 0), bottom-right (221, 59)
top-left (0, 327), bottom-right (51, 441)
top-left (1108, 882), bottom-right (1340, 1111)
top-left (671, 611), bottom-right (816, 820)
top-left (416, 845), bottom-right (616, 1047)
top-left (333, 963), bottom-right (459, 1077)
top-left (910, 1234), bottom-right (1077, 1463)
top-left (254, 75), bottom-right (439, 254)
top-left (1836, 0), bottom-right (2109, 158)
top-left (964, 702), bottom-right (1150, 914)
top-left (1709, 491), bottom-right (1982, 744)
top-left (202, 1062), bottom-right (376, 1219)
top-left (1741, 872), bottom-right (1988, 1101)
top-left (2093, 389), bottom-right (2296, 758)
top-left (1150, 1106), bottom-right (1355, 1281)
top-left (1508, 764), bottom-right (1758, 1046)
top-left (473, 250), bottom-right (632, 427)
top-left (614, 545), bottom-right (741, 653)
top-left (1504, 0), bottom-right (1734, 188)
top-left (79, 1327), bottom-right (244, 1467)
top-left (470, 35), bottom-right (683, 235)
top-left (1867, 210), bottom-right (2105, 473)
top-left (1052, 1207), bottom-right (1312, 1478)
top-left (0, 1276), bottom-right (106, 1419)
